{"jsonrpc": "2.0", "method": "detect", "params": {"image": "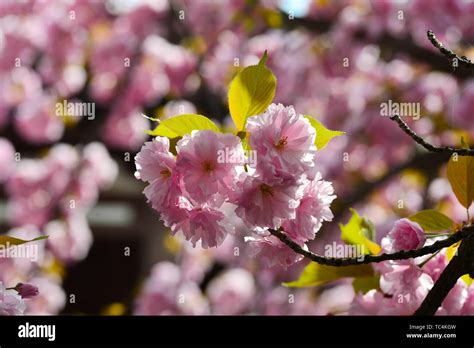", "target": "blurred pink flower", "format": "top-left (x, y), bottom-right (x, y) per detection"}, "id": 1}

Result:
top-left (44, 213), bottom-right (93, 263)
top-left (81, 142), bottom-right (118, 190)
top-left (24, 276), bottom-right (66, 315)
top-left (102, 106), bottom-right (149, 150)
top-left (207, 268), bottom-right (255, 315)
top-left (0, 138), bottom-right (15, 183)
top-left (135, 262), bottom-right (182, 315)
top-left (15, 93), bottom-right (64, 144)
